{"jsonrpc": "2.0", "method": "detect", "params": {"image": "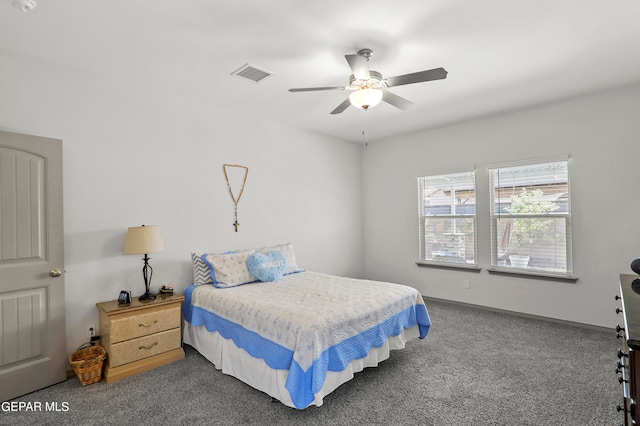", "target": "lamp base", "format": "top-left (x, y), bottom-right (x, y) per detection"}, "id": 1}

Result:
top-left (138, 291), bottom-right (156, 301)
